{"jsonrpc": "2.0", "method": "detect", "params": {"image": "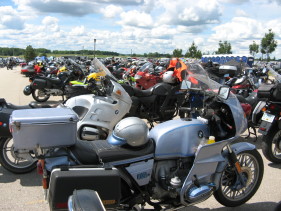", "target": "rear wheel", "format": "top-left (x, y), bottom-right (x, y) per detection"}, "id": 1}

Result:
top-left (262, 129), bottom-right (281, 163)
top-left (32, 89), bottom-right (50, 102)
top-left (0, 137), bottom-right (37, 174)
top-left (214, 149), bottom-right (263, 207)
